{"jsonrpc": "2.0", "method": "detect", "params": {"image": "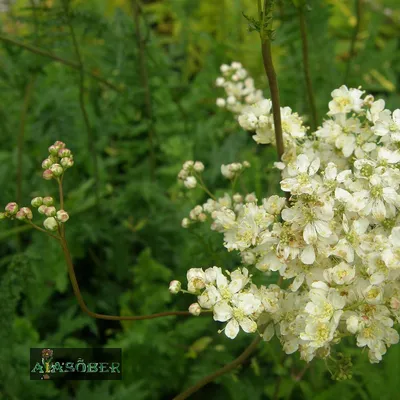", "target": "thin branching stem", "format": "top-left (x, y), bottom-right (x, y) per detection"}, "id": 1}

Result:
top-left (173, 335), bottom-right (262, 400)
top-left (344, 0), bottom-right (363, 83)
top-left (62, 1), bottom-right (100, 205)
top-left (132, 0), bottom-right (156, 180)
top-left (0, 34), bottom-right (120, 91)
top-left (299, 9), bottom-right (317, 131)
top-left (60, 236), bottom-right (193, 321)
